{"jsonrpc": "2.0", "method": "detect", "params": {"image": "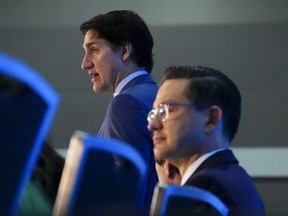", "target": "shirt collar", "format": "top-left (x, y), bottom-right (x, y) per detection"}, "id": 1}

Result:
top-left (181, 148), bottom-right (227, 185)
top-left (113, 70), bottom-right (148, 97)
